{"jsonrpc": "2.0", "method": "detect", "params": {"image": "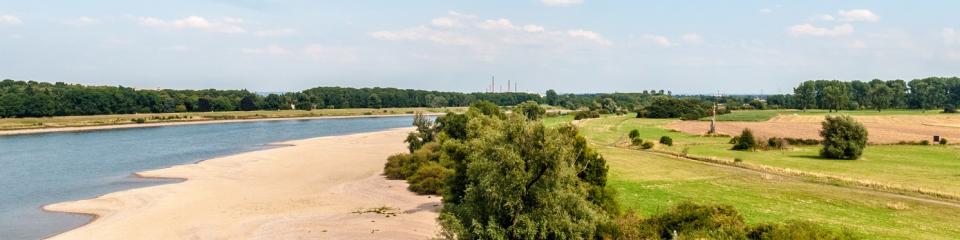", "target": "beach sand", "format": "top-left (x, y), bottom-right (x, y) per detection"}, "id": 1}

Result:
top-left (44, 128), bottom-right (441, 240)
